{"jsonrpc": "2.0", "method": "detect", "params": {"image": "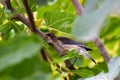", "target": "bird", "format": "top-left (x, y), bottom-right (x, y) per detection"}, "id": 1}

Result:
top-left (46, 32), bottom-right (96, 64)
top-left (58, 37), bottom-right (96, 64)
